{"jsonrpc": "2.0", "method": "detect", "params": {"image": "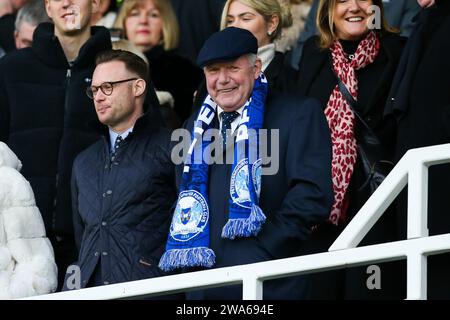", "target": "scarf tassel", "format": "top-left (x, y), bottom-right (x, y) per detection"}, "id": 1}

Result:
top-left (158, 247), bottom-right (216, 272)
top-left (221, 204), bottom-right (266, 240)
